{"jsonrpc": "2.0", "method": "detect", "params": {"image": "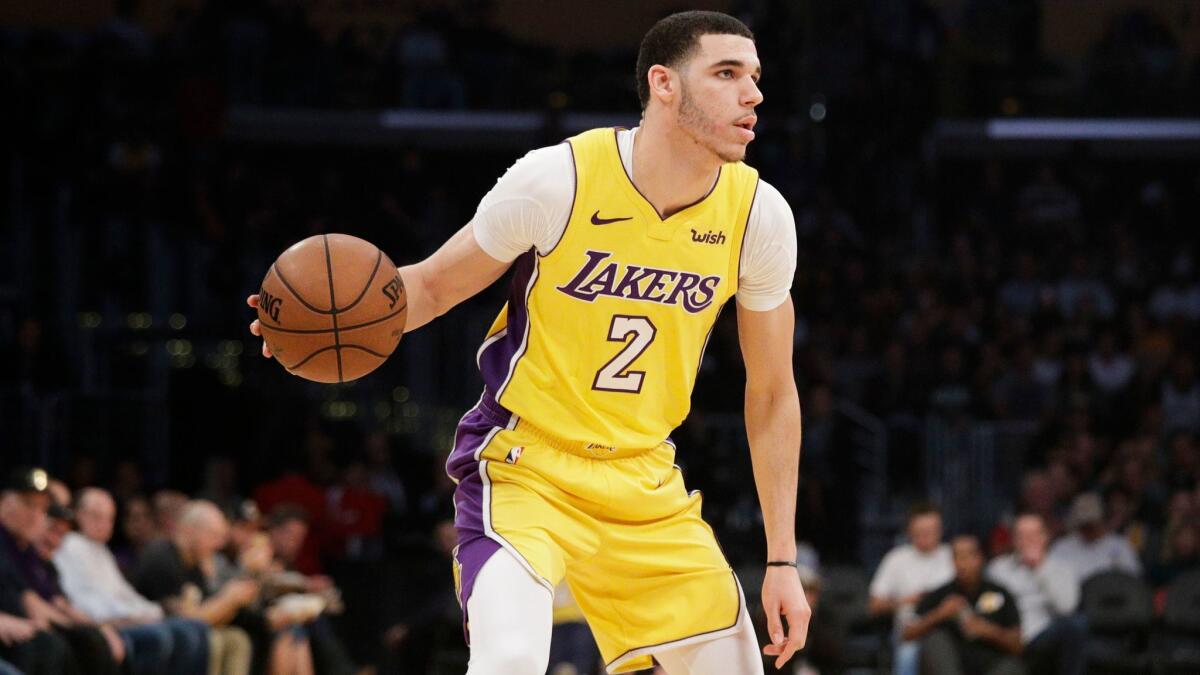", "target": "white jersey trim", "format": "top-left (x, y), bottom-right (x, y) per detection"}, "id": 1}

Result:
top-left (469, 128), bottom-right (797, 311)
